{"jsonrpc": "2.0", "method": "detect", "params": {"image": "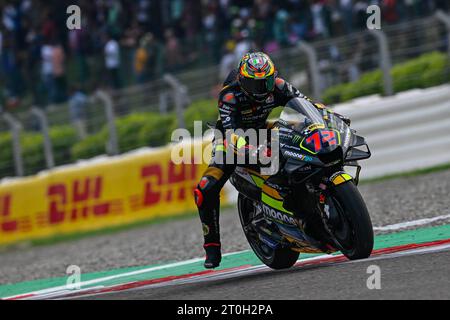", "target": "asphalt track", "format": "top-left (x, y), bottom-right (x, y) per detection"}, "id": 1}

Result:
top-left (80, 245), bottom-right (450, 300)
top-left (1, 168), bottom-right (449, 300)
